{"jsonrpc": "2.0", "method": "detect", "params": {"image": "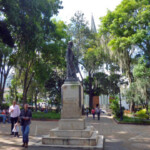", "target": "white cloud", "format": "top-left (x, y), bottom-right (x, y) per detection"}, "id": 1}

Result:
top-left (57, 0), bottom-right (123, 28)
